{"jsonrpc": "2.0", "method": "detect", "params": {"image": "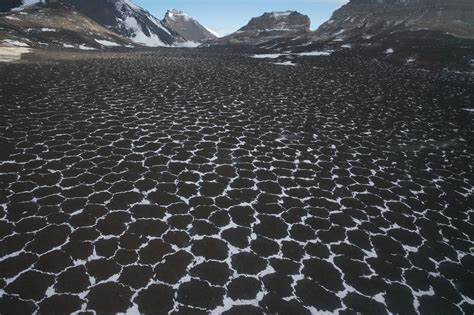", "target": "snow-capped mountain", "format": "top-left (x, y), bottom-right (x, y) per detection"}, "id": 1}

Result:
top-left (315, 0), bottom-right (474, 40)
top-left (1, 1), bottom-right (218, 46)
top-left (60, 0), bottom-right (177, 46)
top-left (214, 11), bottom-right (310, 45)
top-left (163, 9), bottom-right (217, 42)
